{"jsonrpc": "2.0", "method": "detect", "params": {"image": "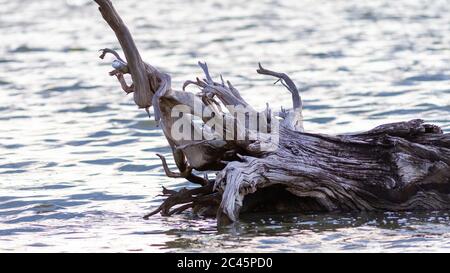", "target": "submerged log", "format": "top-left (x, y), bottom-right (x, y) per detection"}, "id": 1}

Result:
top-left (94, 0), bottom-right (450, 225)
